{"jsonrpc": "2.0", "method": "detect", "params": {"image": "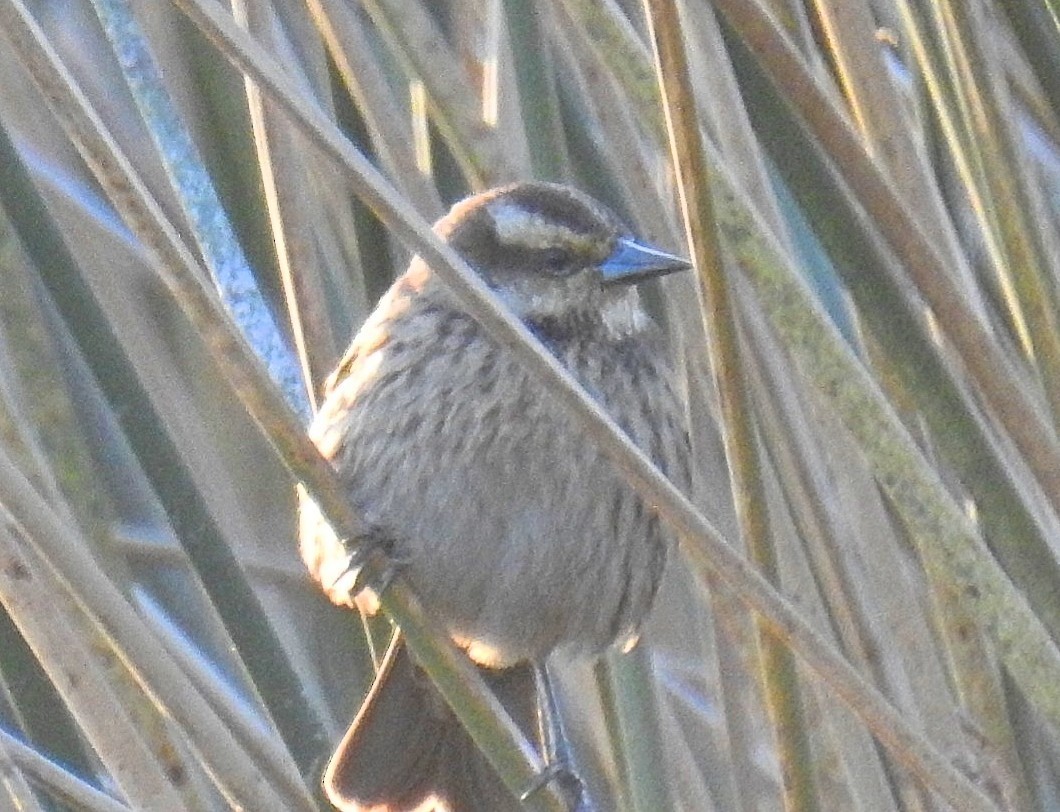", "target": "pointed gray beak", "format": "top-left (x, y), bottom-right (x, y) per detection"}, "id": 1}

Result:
top-left (598, 237), bottom-right (692, 285)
